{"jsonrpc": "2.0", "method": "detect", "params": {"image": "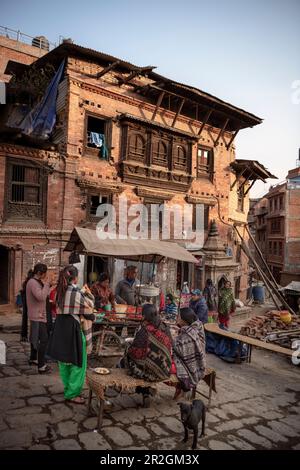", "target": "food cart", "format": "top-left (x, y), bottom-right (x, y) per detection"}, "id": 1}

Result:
top-left (64, 227), bottom-right (198, 360)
